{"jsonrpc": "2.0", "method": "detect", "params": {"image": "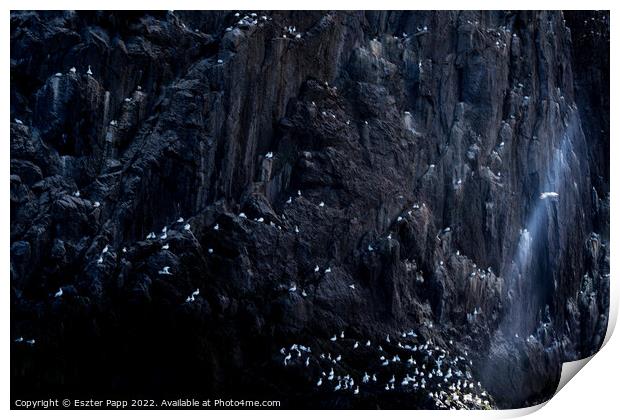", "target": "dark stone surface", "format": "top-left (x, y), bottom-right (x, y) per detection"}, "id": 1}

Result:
top-left (10, 10), bottom-right (609, 409)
